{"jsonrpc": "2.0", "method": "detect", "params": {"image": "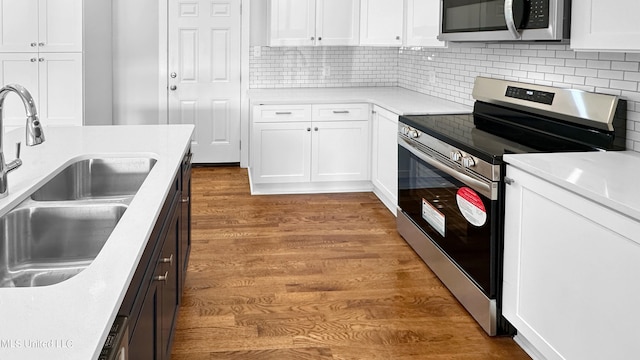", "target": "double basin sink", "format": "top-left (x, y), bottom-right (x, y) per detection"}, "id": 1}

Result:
top-left (0, 157), bottom-right (156, 288)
